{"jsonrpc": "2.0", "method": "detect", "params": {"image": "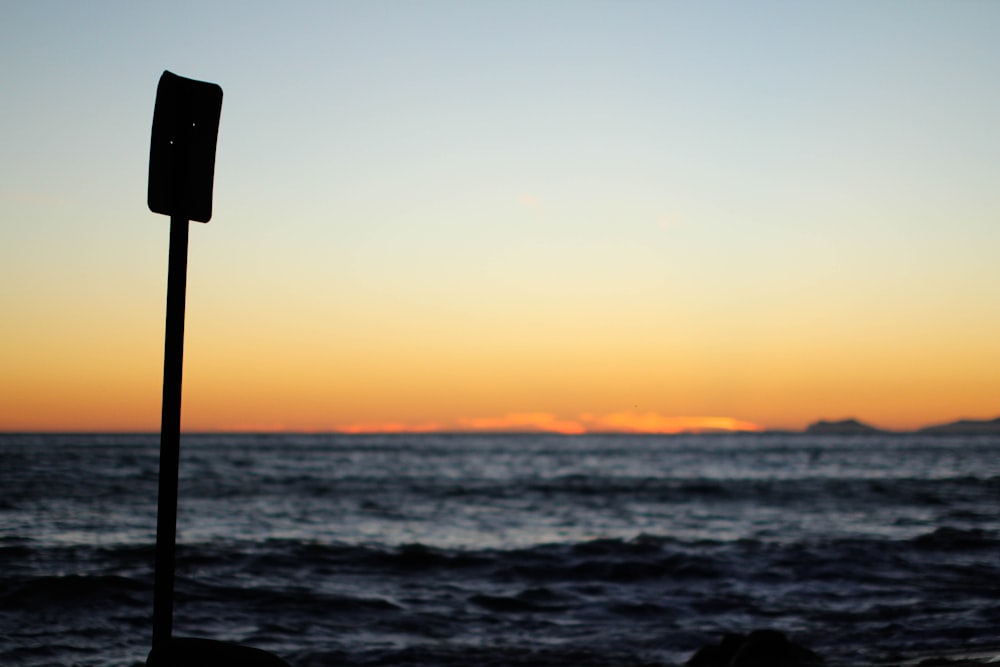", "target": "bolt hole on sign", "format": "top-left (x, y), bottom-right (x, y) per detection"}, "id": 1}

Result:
top-left (148, 71), bottom-right (223, 223)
